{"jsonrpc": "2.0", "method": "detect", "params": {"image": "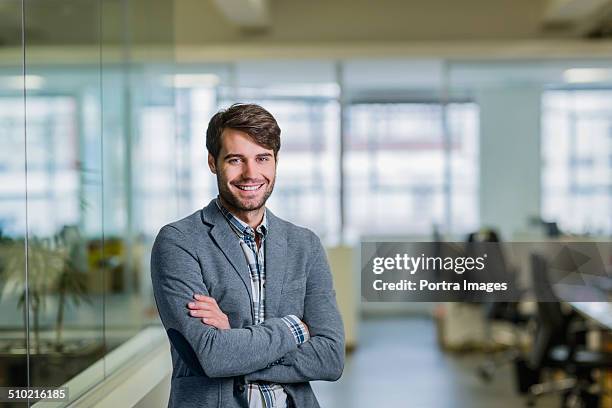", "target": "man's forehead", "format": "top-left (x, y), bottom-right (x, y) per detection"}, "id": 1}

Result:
top-left (220, 128), bottom-right (273, 154)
